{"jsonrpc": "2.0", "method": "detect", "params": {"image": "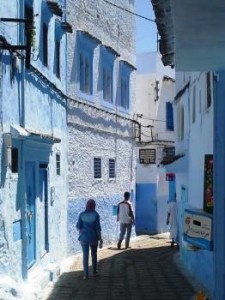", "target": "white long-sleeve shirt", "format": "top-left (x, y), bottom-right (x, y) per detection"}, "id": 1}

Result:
top-left (117, 200), bottom-right (134, 224)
